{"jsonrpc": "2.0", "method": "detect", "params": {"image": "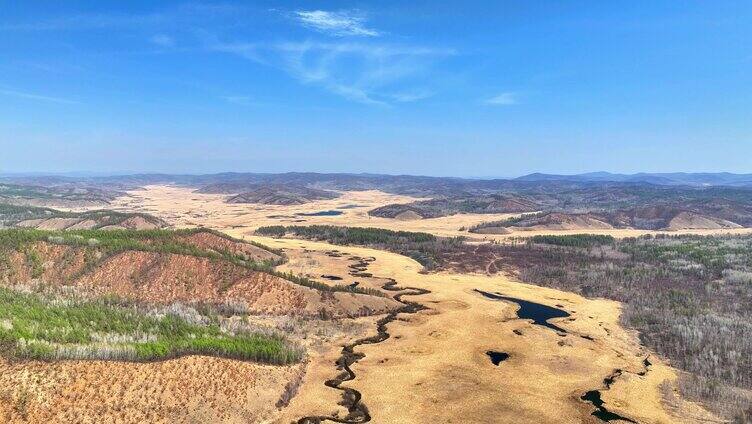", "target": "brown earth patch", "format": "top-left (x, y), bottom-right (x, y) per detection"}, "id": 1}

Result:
top-left (394, 210), bottom-right (423, 221)
top-left (666, 211), bottom-right (741, 230)
top-left (0, 355), bottom-right (300, 424)
top-left (178, 231), bottom-right (281, 262)
top-left (116, 215), bottom-right (164, 230)
top-left (1, 239), bottom-right (397, 318)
